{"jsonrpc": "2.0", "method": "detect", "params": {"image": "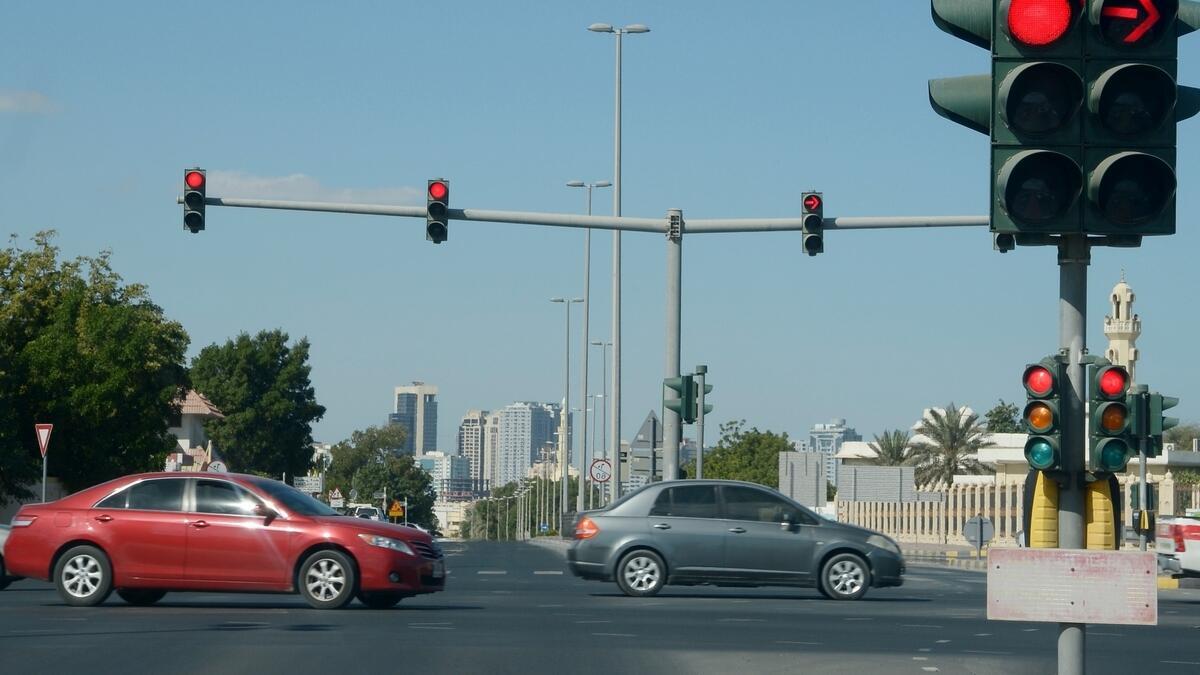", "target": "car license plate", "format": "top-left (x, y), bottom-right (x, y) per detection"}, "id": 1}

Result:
top-left (432, 561), bottom-right (444, 579)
